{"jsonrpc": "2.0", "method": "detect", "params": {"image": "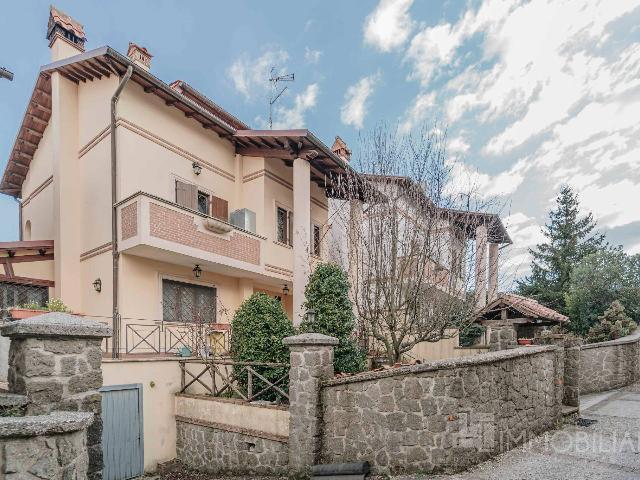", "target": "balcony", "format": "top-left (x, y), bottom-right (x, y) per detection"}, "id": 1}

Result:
top-left (116, 192), bottom-right (271, 279)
